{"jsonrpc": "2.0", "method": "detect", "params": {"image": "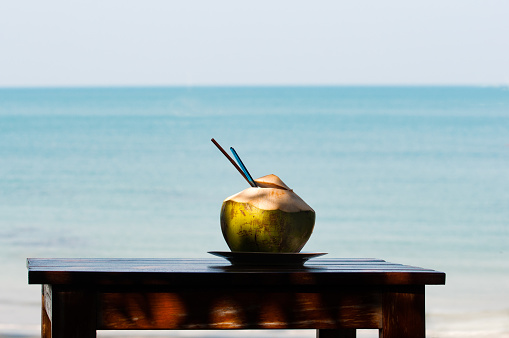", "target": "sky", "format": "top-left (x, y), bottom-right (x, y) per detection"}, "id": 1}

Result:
top-left (1, 0), bottom-right (508, 87)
